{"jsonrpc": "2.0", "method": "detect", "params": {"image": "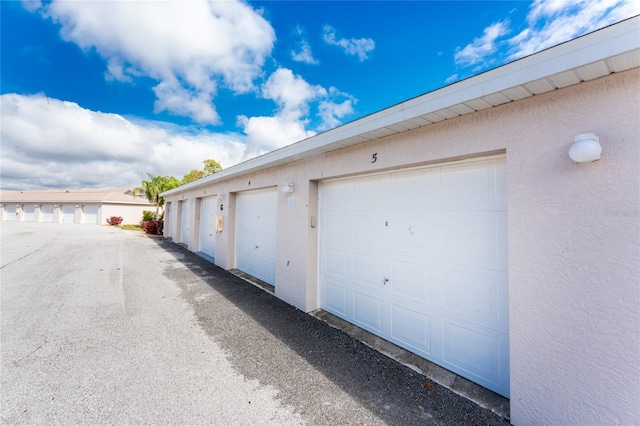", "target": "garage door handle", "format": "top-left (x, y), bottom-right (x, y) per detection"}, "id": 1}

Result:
top-left (383, 277), bottom-right (389, 285)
